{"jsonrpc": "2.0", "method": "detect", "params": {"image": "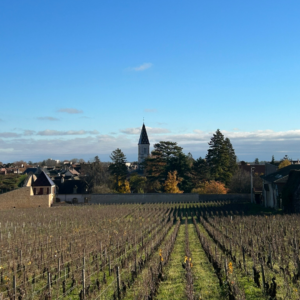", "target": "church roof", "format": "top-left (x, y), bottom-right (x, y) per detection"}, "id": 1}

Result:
top-left (138, 124), bottom-right (150, 145)
top-left (32, 170), bottom-right (55, 187)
